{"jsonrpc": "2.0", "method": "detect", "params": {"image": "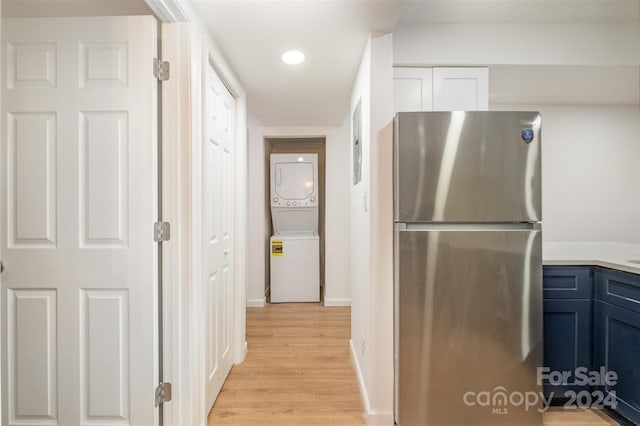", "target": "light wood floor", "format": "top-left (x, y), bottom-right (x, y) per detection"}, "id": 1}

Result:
top-left (208, 303), bottom-right (365, 425)
top-left (208, 303), bottom-right (620, 426)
